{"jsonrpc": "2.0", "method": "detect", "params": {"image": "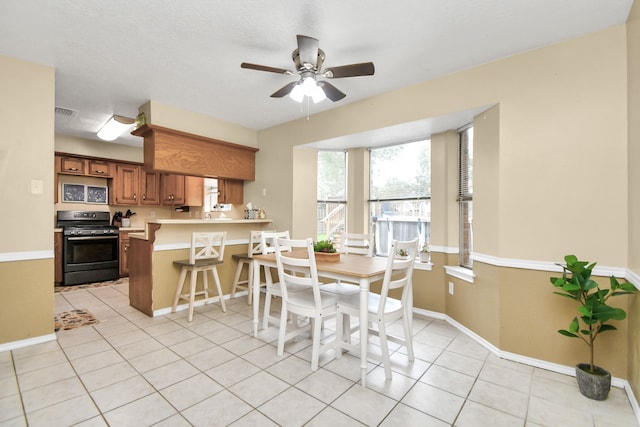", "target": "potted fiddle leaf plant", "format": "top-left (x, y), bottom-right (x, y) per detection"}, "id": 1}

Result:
top-left (550, 254), bottom-right (637, 400)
